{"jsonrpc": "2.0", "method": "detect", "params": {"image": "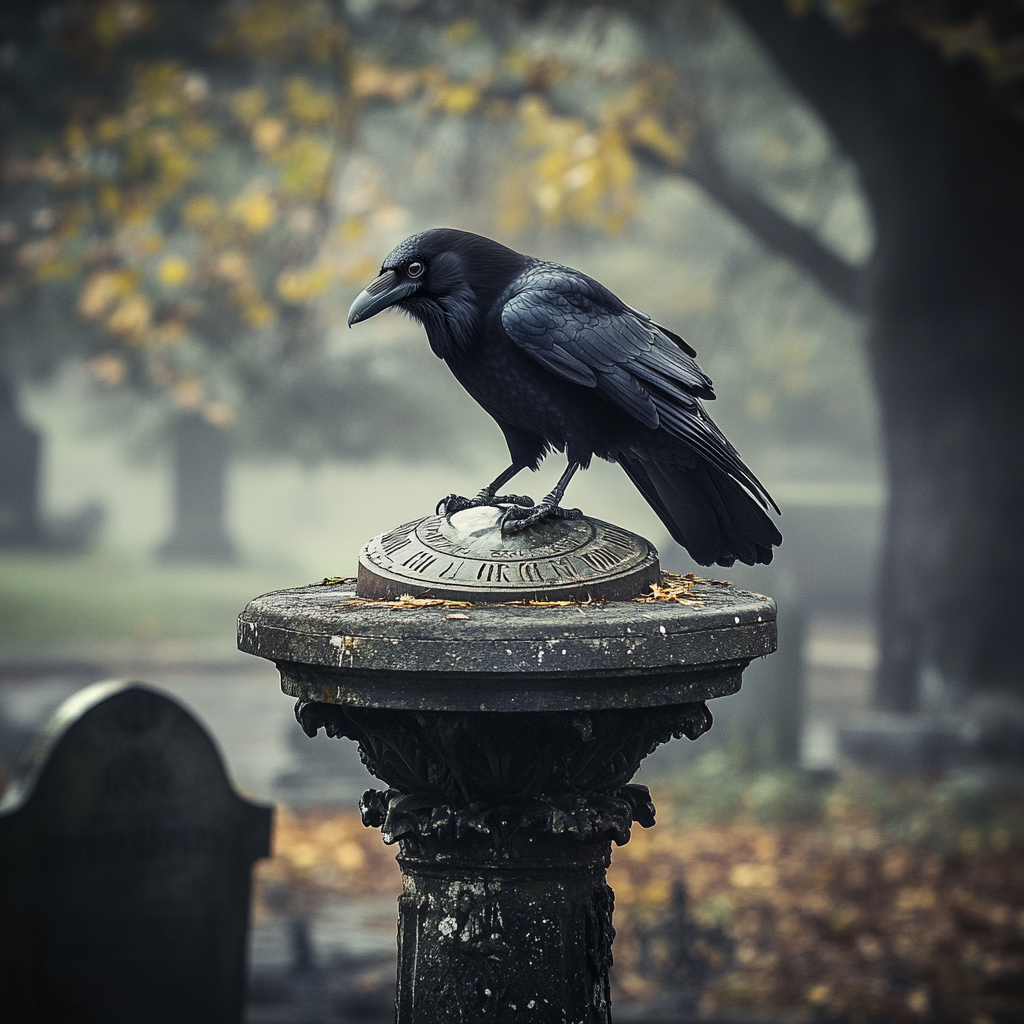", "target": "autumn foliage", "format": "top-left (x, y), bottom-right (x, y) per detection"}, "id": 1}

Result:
top-left (257, 765), bottom-right (1024, 1022)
